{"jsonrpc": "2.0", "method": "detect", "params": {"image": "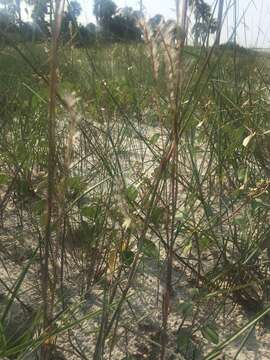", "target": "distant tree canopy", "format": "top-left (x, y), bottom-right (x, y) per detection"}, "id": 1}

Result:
top-left (93, 0), bottom-right (142, 41)
top-left (93, 0), bottom-right (116, 29)
top-left (31, 0), bottom-right (50, 37)
top-left (0, 0), bottom-right (95, 45)
top-left (0, 0), bottom-right (28, 44)
top-left (0, 0), bottom-right (19, 23)
top-left (109, 7), bottom-right (141, 41)
top-left (189, 0), bottom-right (217, 45)
top-left (0, 0), bottom-right (219, 47)
top-left (0, 0), bottom-right (141, 45)
top-left (148, 14), bottom-right (164, 30)
top-left (61, 0), bottom-right (81, 42)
